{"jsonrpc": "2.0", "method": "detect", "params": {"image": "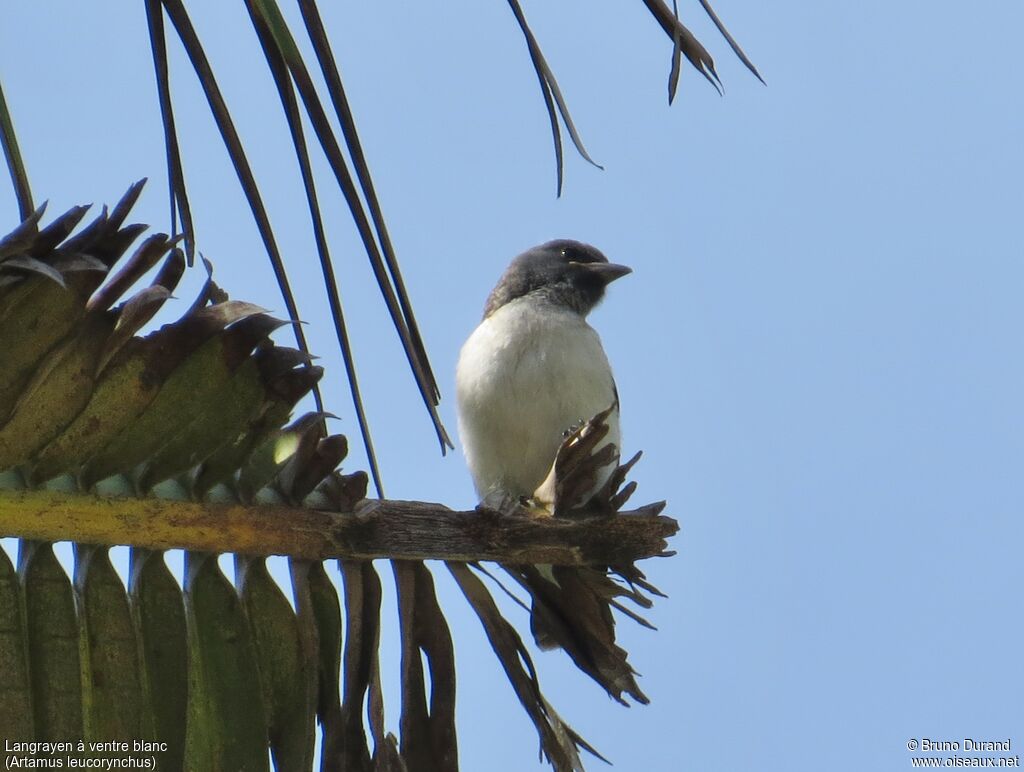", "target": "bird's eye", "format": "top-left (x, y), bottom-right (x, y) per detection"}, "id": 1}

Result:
top-left (563, 246), bottom-right (593, 265)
